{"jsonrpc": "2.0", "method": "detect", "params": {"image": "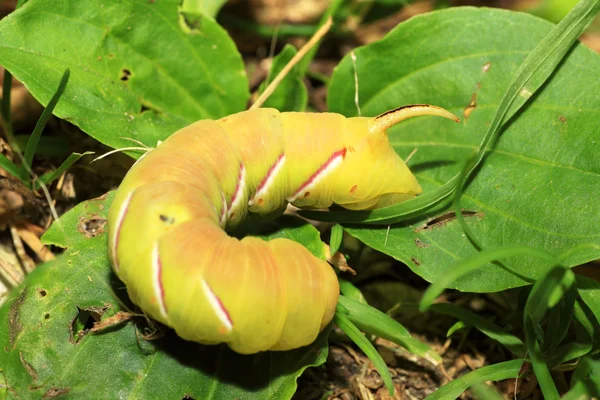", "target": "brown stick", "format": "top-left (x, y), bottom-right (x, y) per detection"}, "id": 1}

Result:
top-left (250, 17), bottom-right (333, 110)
